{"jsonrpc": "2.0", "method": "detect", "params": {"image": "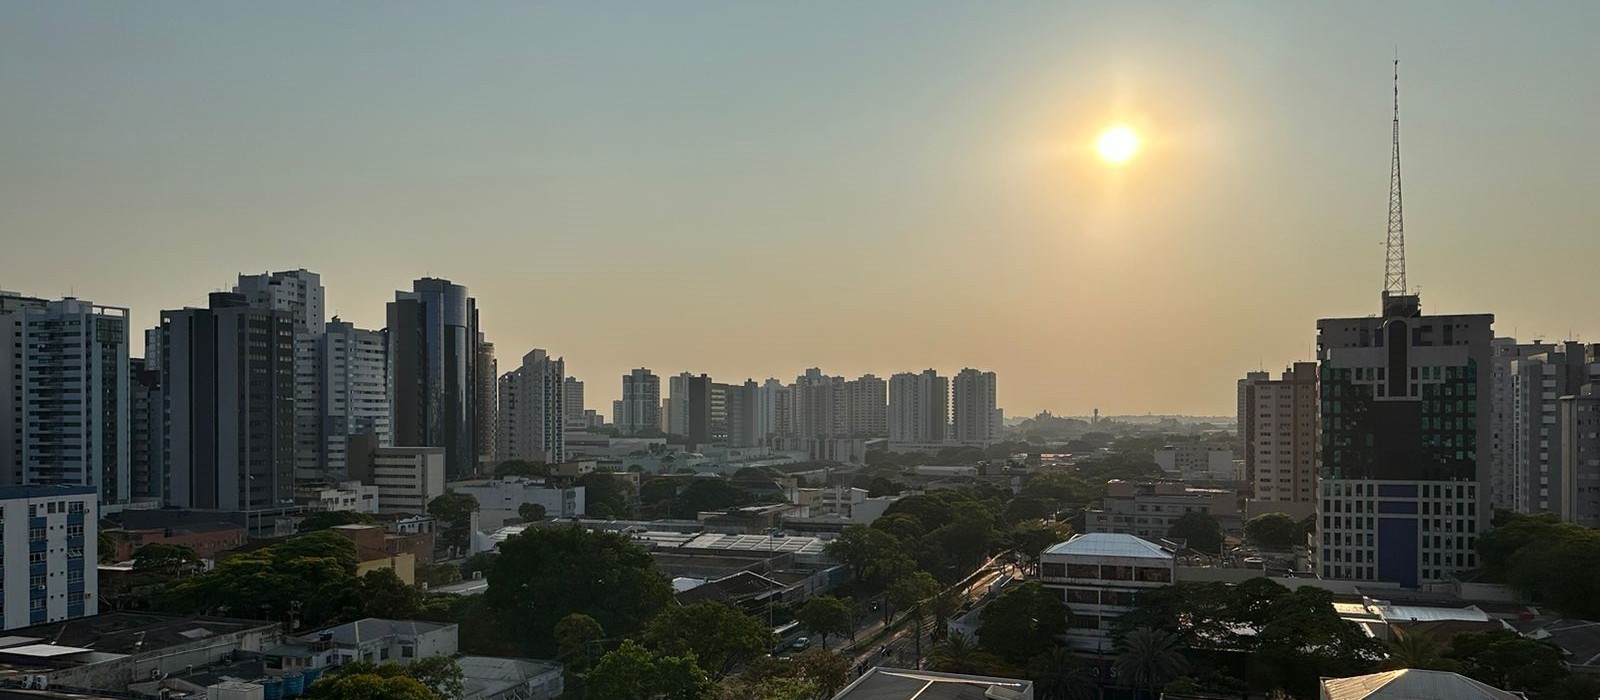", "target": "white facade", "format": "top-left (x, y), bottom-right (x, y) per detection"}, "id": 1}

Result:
top-left (299, 481), bottom-right (380, 513)
top-left (497, 350), bottom-right (566, 464)
top-left (360, 447), bottom-right (445, 515)
top-left (1489, 338), bottom-right (1556, 511)
top-left (451, 477), bottom-right (585, 529)
top-left (0, 486), bottom-right (99, 630)
top-left (318, 320), bottom-right (389, 481)
top-left (1242, 362), bottom-right (1319, 503)
top-left (1037, 533), bottom-right (1176, 654)
top-left (1, 292), bottom-right (52, 487)
top-left (1154, 443), bottom-right (1236, 480)
top-left (18, 299), bottom-right (131, 503)
top-left (952, 368), bottom-right (999, 445)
